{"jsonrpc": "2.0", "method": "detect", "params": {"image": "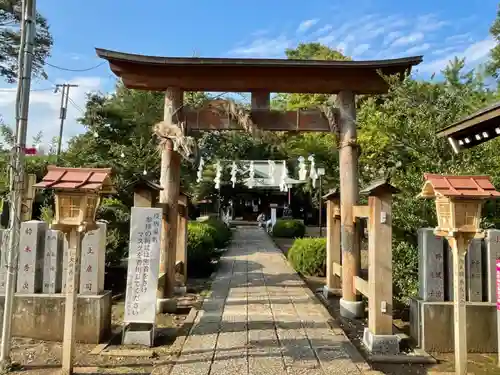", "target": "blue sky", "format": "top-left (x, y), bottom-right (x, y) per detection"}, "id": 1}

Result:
top-left (0, 0), bottom-right (498, 147)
